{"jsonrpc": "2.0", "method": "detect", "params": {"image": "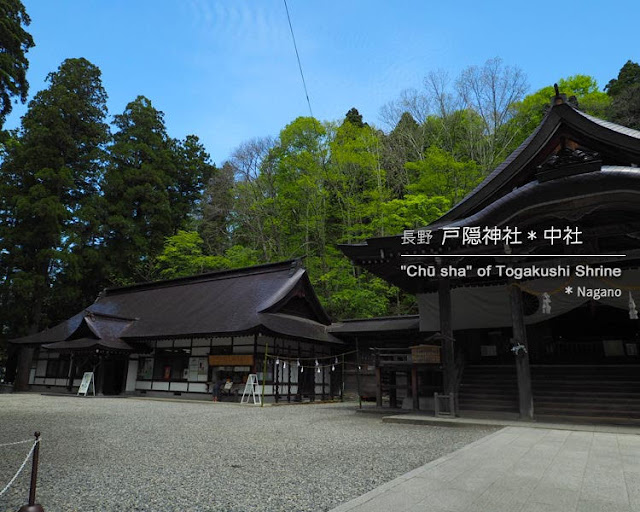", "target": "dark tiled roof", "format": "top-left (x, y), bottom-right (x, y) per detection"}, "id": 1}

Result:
top-left (43, 337), bottom-right (133, 352)
top-left (575, 110), bottom-right (640, 140)
top-left (12, 261), bottom-right (341, 346)
top-left (330, 315), bottom-right (420, 334)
